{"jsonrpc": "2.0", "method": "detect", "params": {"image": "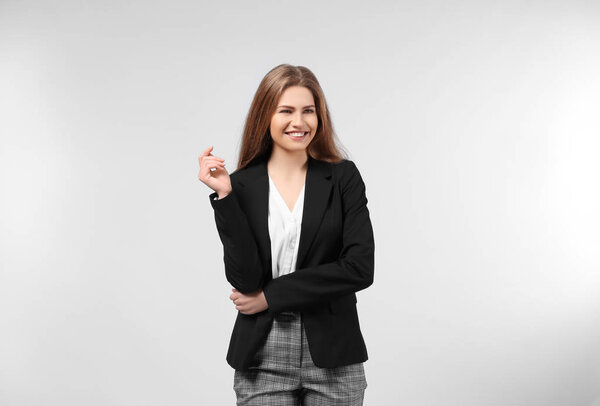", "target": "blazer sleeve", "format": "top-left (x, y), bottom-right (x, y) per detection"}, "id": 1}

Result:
top-left (262, 160), bottom-right (375, 314)
top-left (209, 185), bottom-right (265, 294)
